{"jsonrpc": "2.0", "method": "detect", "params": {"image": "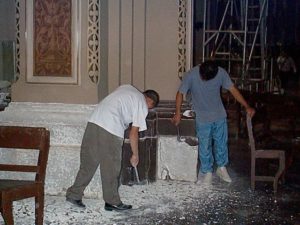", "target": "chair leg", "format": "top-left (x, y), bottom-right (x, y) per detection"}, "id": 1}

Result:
top-left (35, 187), bottom-right (44, 225)
top-left (251, 157), bottom-right (256, 190)
top-left (280, 154), bottom-right (286, 184)
top-left (1, 201), bottom-right (14, 225)
top-left (273, 177), bottom-right (278, 193)
top-left (273, 154), bottom-right (286, 193)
